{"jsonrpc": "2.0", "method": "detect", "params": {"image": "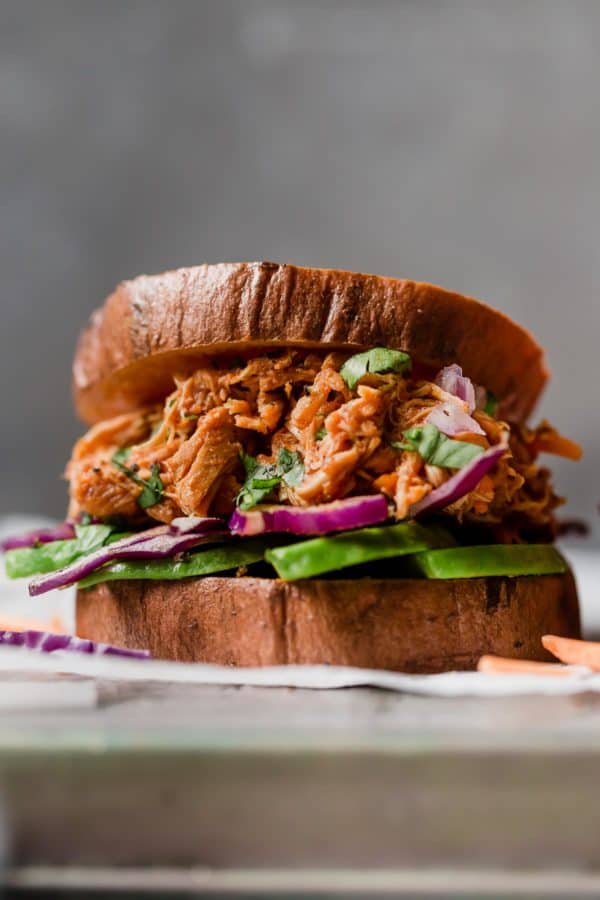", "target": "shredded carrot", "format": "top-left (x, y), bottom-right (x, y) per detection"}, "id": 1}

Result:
top-left (534, 434), bottom-right (582, 461)
top-left (542, 635), bottom-right (600, 670)
top-left (0, 614), bottom-right (65, 633)
top-left (477, 654), bottom-right (573, 676)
